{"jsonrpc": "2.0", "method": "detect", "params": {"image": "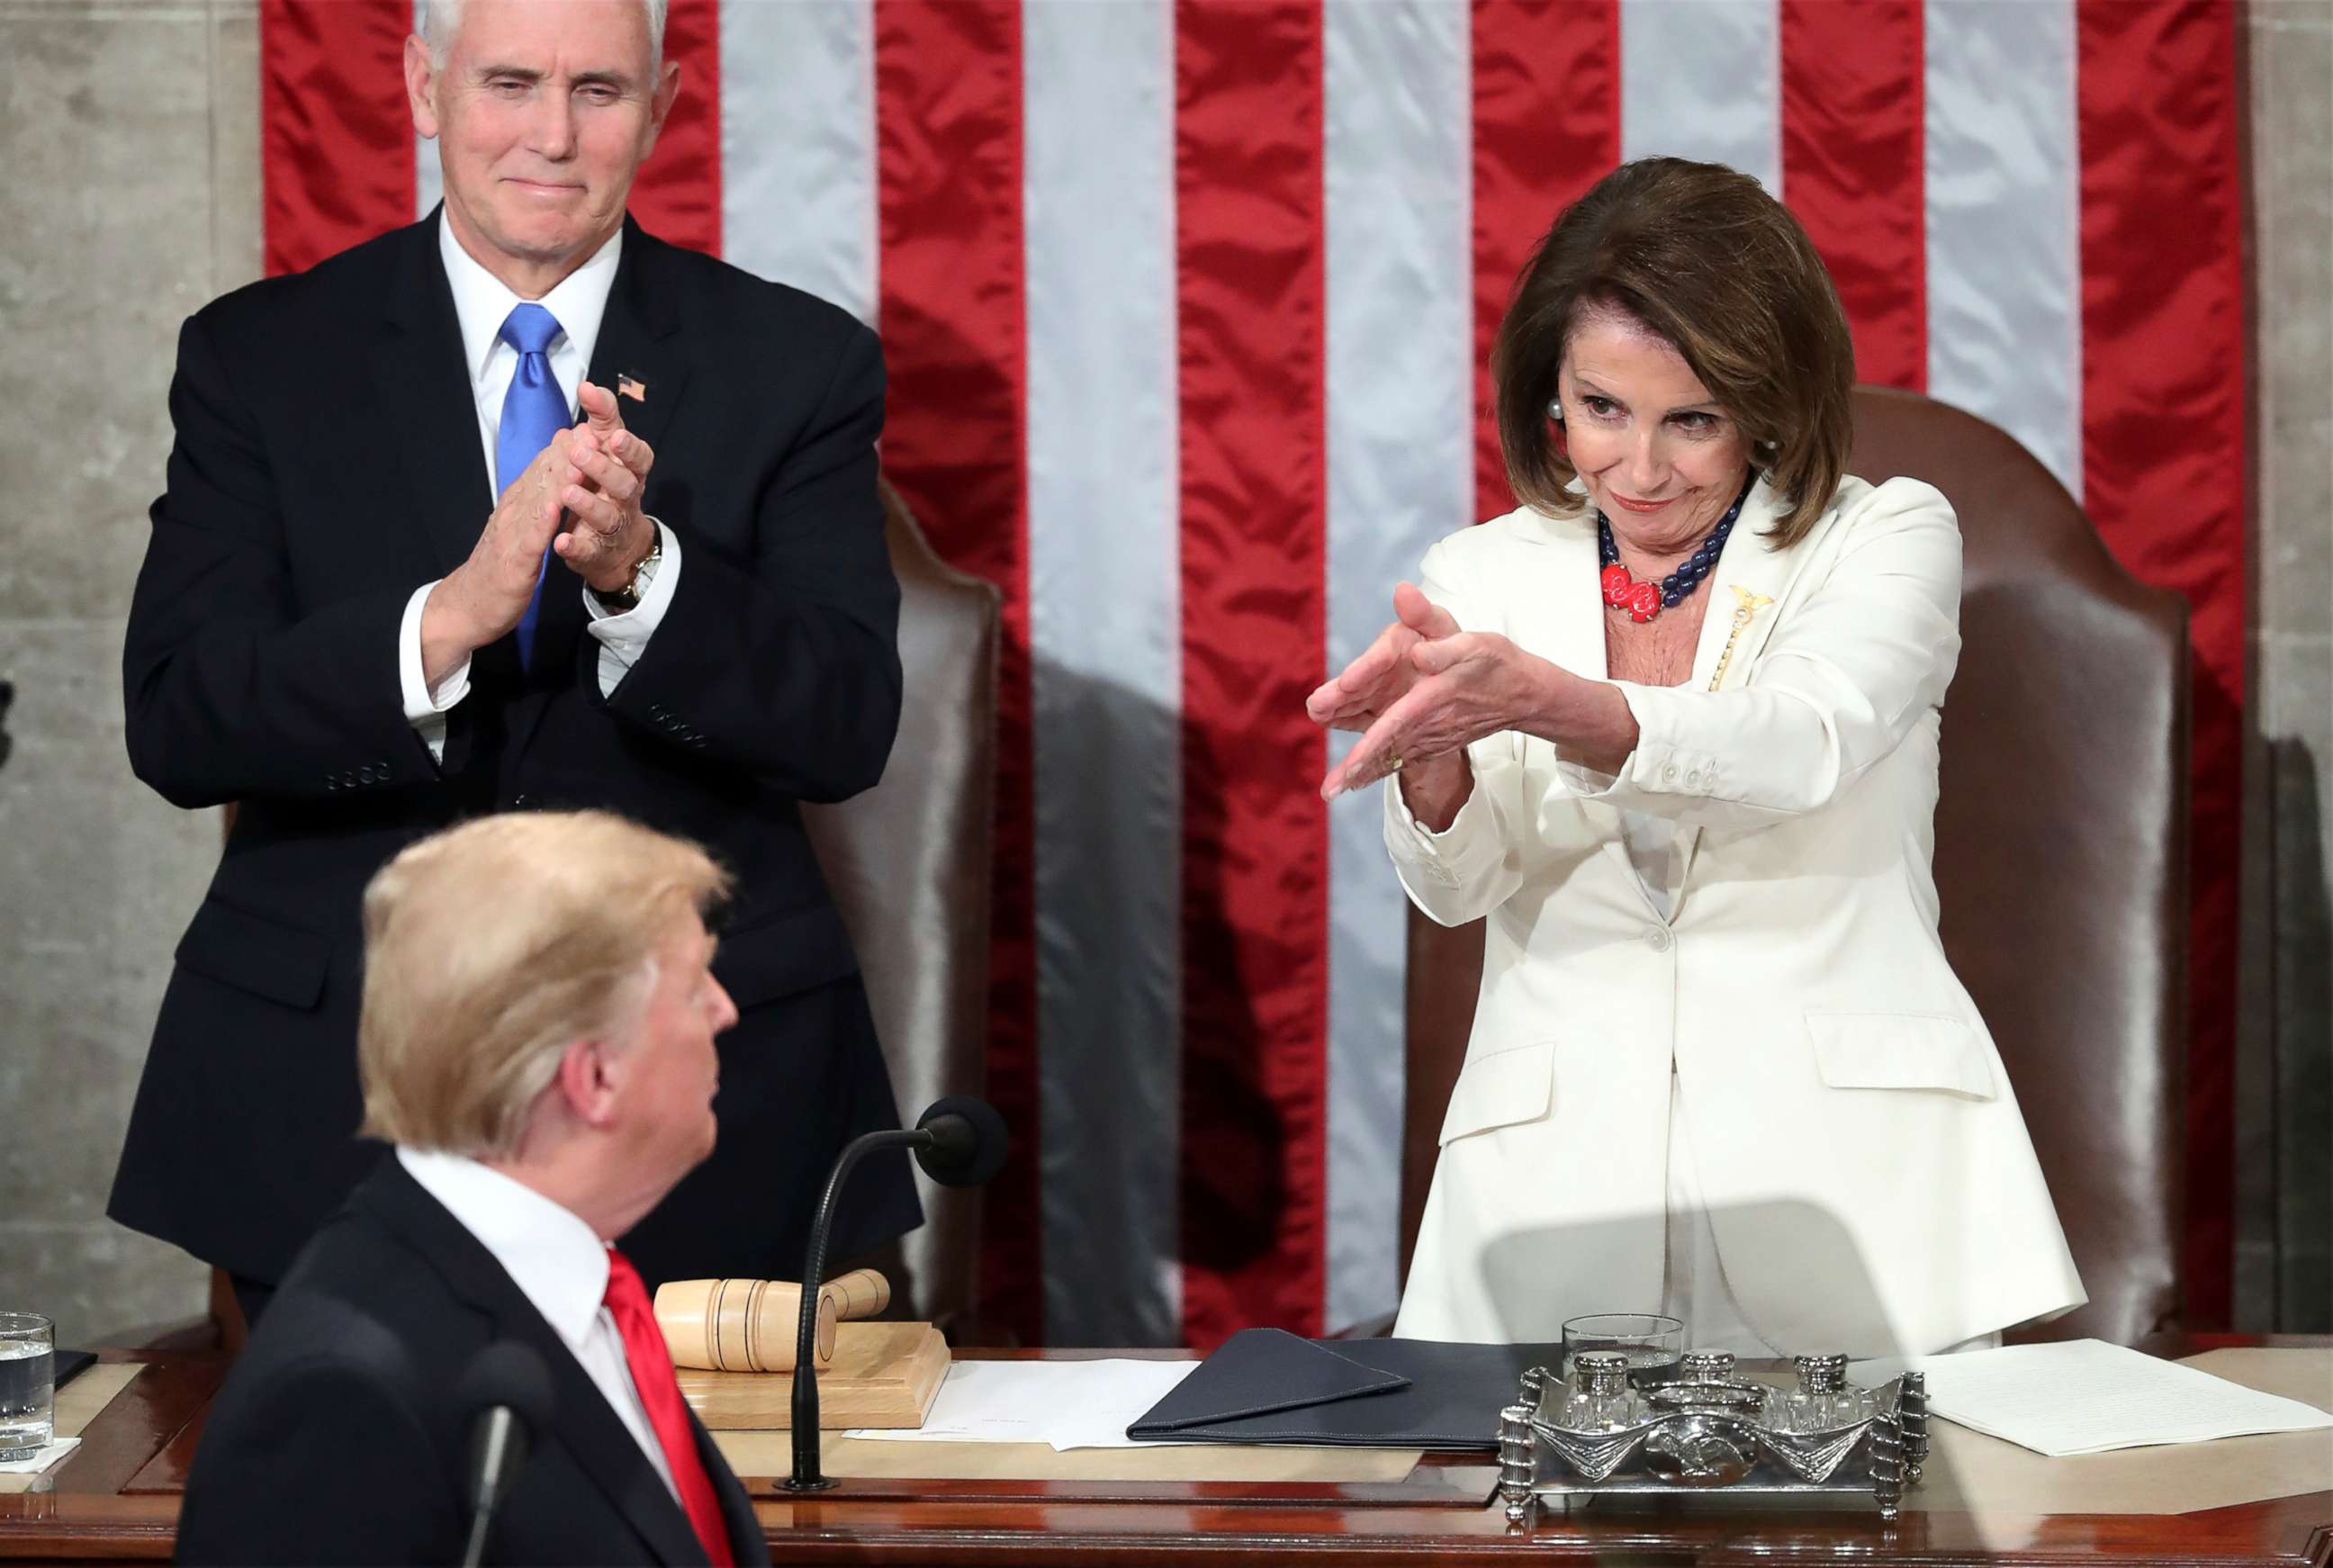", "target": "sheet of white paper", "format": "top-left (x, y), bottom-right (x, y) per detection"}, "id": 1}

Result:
top-left (0, 1437), bottom-right (79, 1475)
top-left (847, 1359), bottom-right (1199, 1450)
top-left (1850, 1338), bottom-right (2333, 1457)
